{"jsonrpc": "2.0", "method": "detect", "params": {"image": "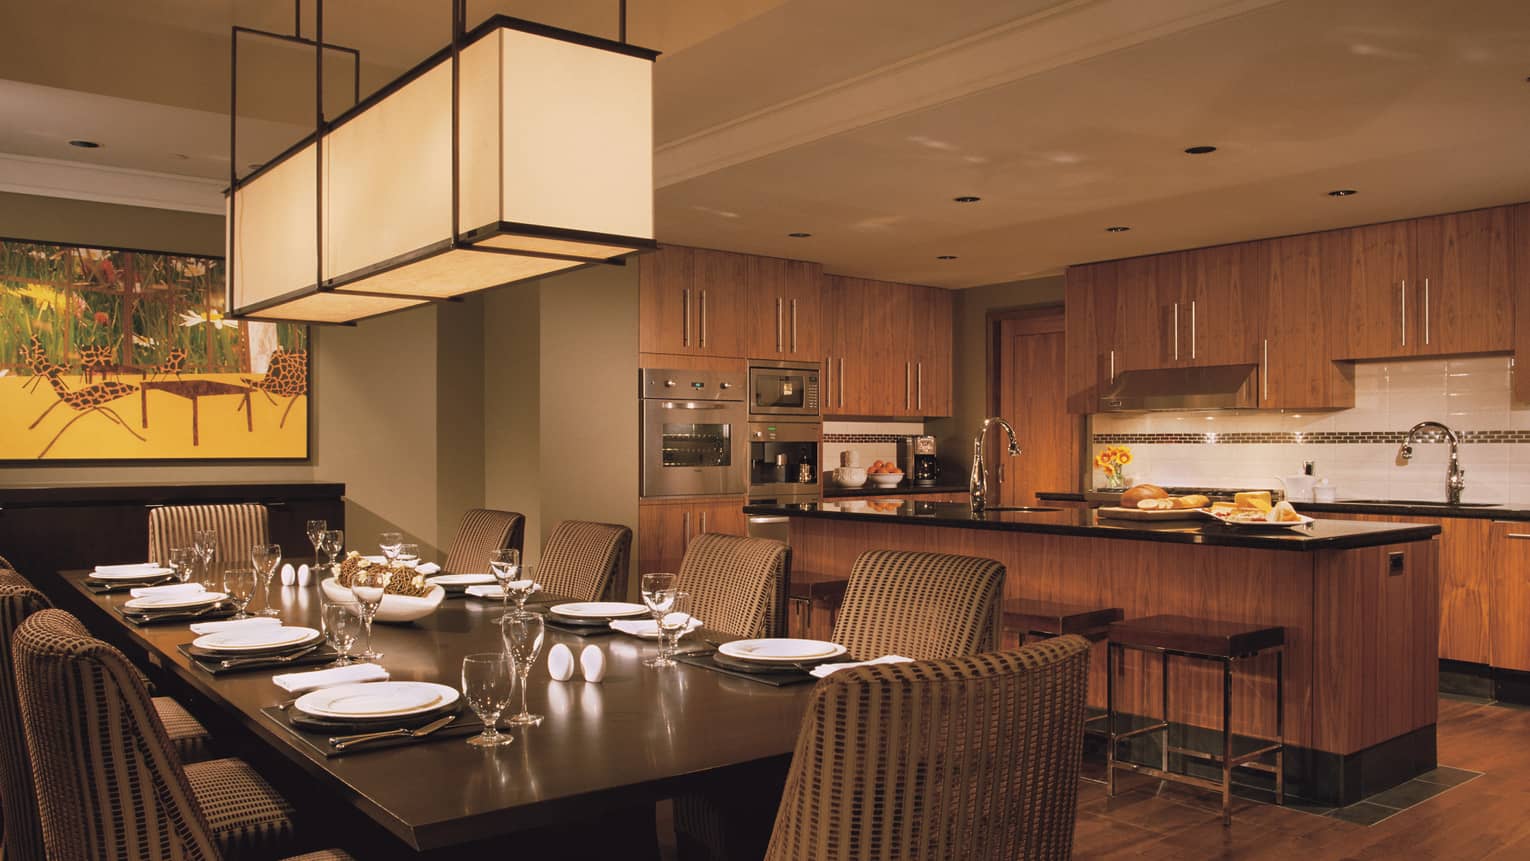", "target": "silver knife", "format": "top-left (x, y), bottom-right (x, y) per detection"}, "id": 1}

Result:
top-left (329, 714), bottom-right (457, 750)
top-left (219, 643), bottom-right (322, 669)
